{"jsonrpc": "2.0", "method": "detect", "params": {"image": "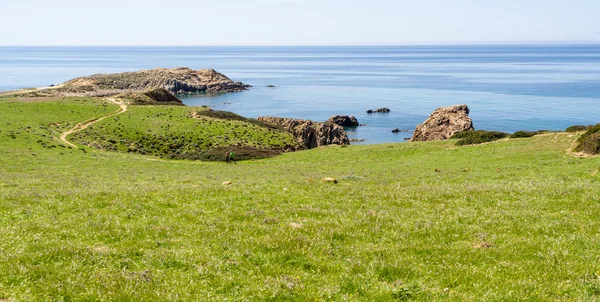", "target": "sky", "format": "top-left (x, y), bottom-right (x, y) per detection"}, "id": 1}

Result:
top-left (1, 0), bottom-right (600, 46)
